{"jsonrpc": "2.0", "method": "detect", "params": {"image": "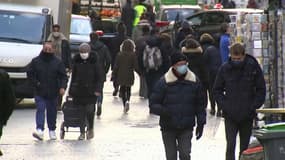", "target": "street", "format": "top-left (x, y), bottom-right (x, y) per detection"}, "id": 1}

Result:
top-left (0, 74), bottom-right (227, 160)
